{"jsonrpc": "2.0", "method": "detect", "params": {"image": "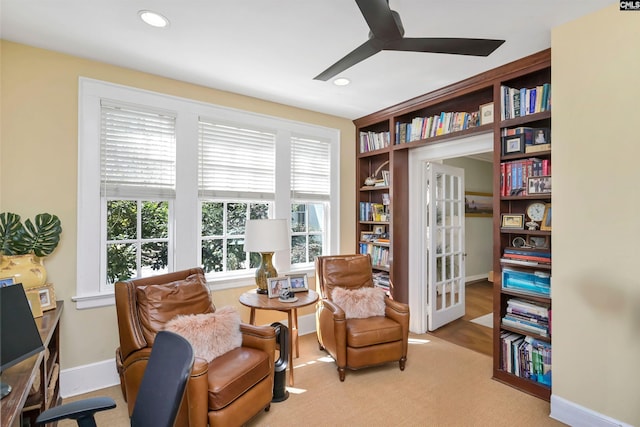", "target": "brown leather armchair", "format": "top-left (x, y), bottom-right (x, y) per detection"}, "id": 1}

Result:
top-left (315, 254), bottom-right (410, 381)
top-left (115, 268), bottom-right (276, 427)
